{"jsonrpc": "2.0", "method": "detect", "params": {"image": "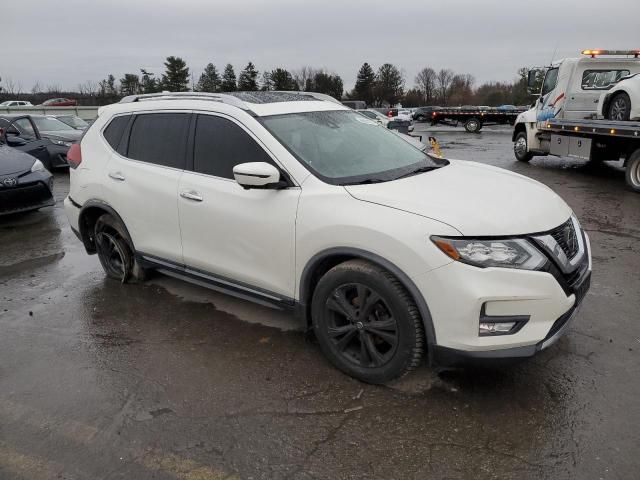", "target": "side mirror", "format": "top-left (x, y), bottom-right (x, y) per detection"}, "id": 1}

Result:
top-left (233, 162), bottom-right (286, 190)
top-left (6, 136), bottom-right (27, 146)
top-left (527, 69), bottom-right (542, 94)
